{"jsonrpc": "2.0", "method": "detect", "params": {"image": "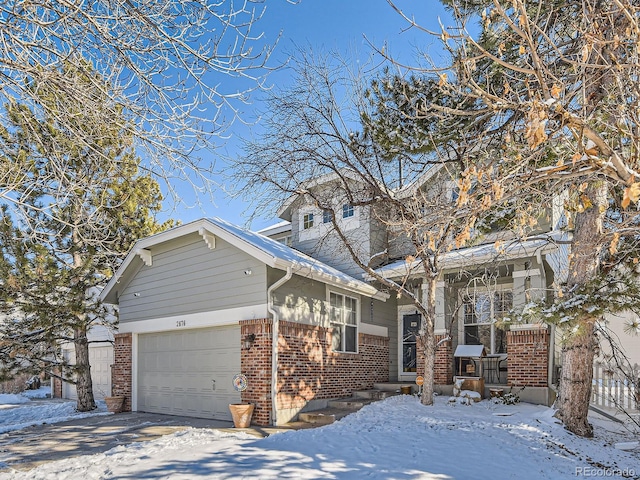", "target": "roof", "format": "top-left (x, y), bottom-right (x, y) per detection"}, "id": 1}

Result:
top-left (256, 221), bottom-right (292, 237)
top-left (372, 236), bottom-right (561, 280)
top-left (454, 345), bottom-right (486, 358)
top-left (277, 169), bottom-right (383, 221)
top-left (100, 217), bottom-right (386, 304)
